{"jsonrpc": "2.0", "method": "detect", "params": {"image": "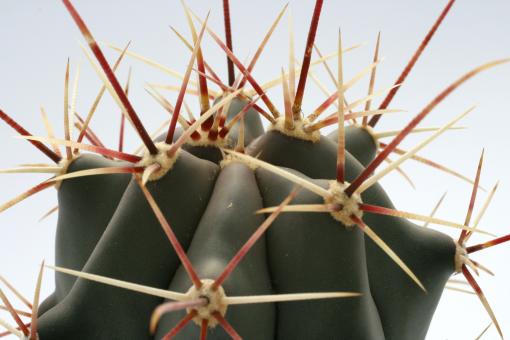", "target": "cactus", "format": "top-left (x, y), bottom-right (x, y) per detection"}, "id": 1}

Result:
top-left (1, 0), bottom-right (509, 339)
